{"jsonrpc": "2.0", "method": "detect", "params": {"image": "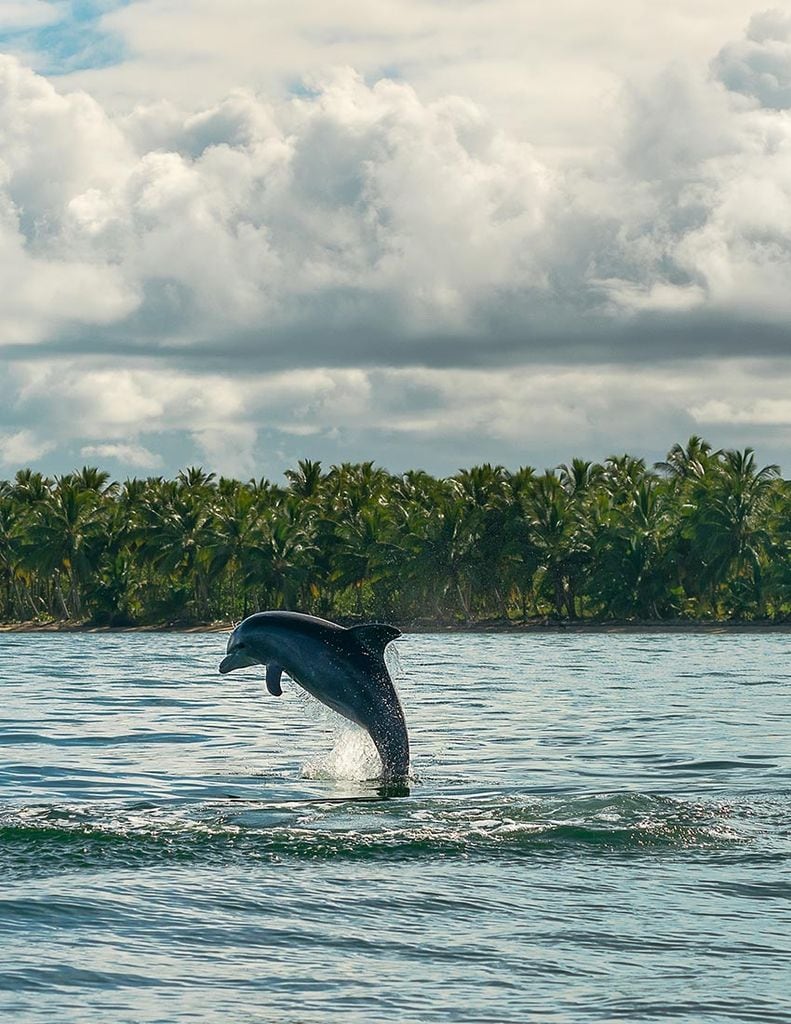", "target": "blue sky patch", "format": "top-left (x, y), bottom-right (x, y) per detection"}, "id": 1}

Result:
top-left (0, 1), bottom-right (130, 74)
